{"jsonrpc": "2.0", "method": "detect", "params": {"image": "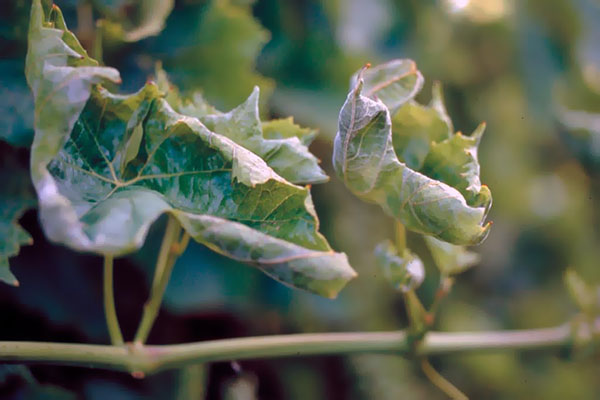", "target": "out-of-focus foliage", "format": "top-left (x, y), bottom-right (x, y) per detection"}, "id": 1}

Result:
top-left (565, 269), bottom-right (599, 316)
top-left (0, 149), bottom-right (35, 286)
top-left (2, 0), bottom-right (600, 398)
top-left (98, 0), bottom-right (174, 43)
